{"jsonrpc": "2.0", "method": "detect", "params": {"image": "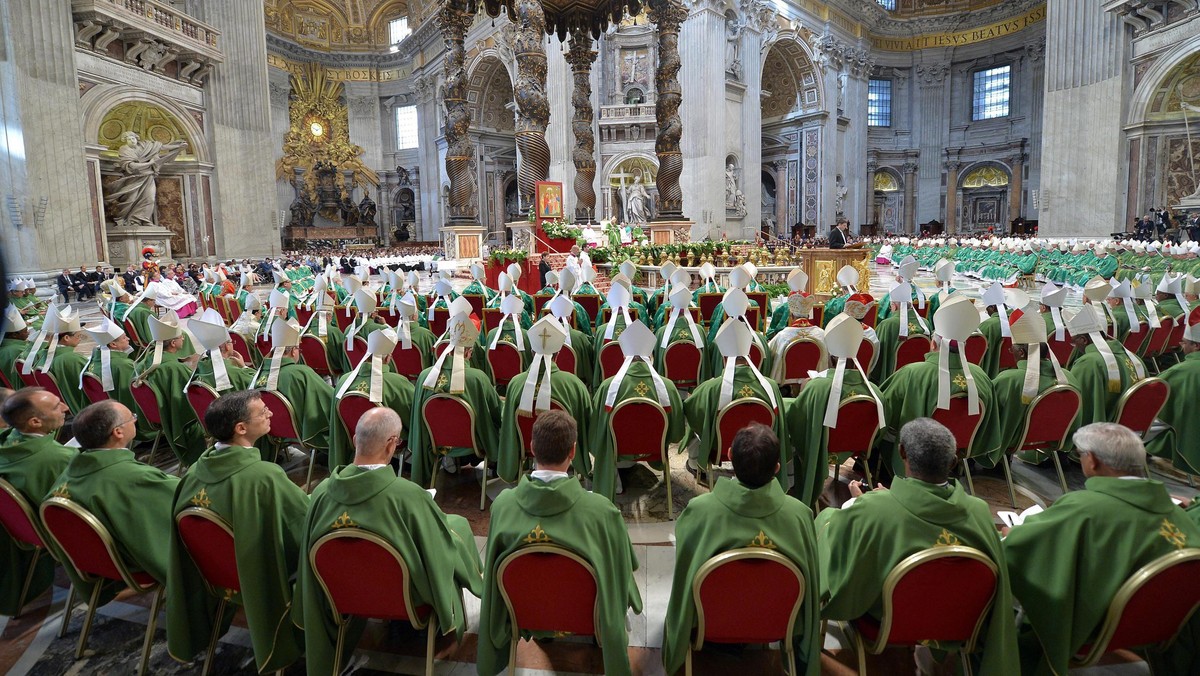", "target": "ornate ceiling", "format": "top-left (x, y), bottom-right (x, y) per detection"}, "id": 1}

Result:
top-left (264, 0), bottom-right (421, 52)
top-left (880, 0), bottom-right (1014, 18)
